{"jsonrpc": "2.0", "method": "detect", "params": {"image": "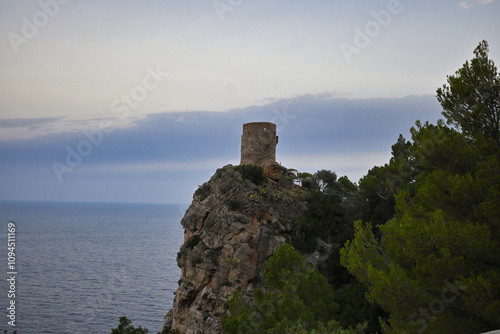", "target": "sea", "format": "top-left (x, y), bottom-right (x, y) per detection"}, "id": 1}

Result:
top-left (0, 200), bottom-right (186, 334)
